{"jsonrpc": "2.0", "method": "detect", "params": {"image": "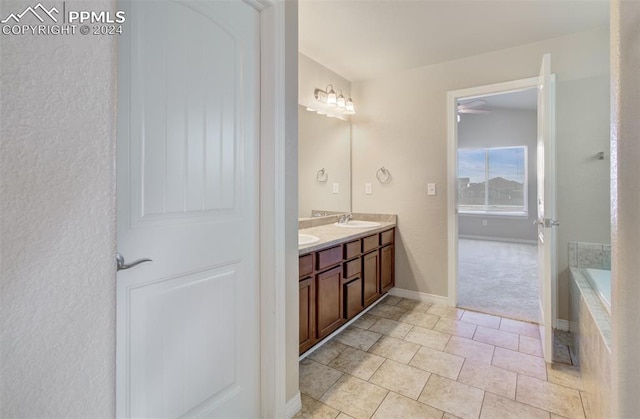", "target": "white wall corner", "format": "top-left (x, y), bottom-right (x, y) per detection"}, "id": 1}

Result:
top-left (555, 319), bottom-right (570, 331)
top-left (285, 392), bottom-right (302, 419)
top-left (389, 287), bottom-right (449, 306)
